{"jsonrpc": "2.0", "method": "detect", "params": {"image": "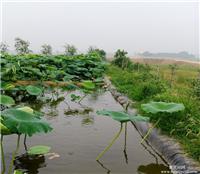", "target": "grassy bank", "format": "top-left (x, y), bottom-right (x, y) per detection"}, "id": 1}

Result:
top-left (107, 64), bottom-right (200, 162)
